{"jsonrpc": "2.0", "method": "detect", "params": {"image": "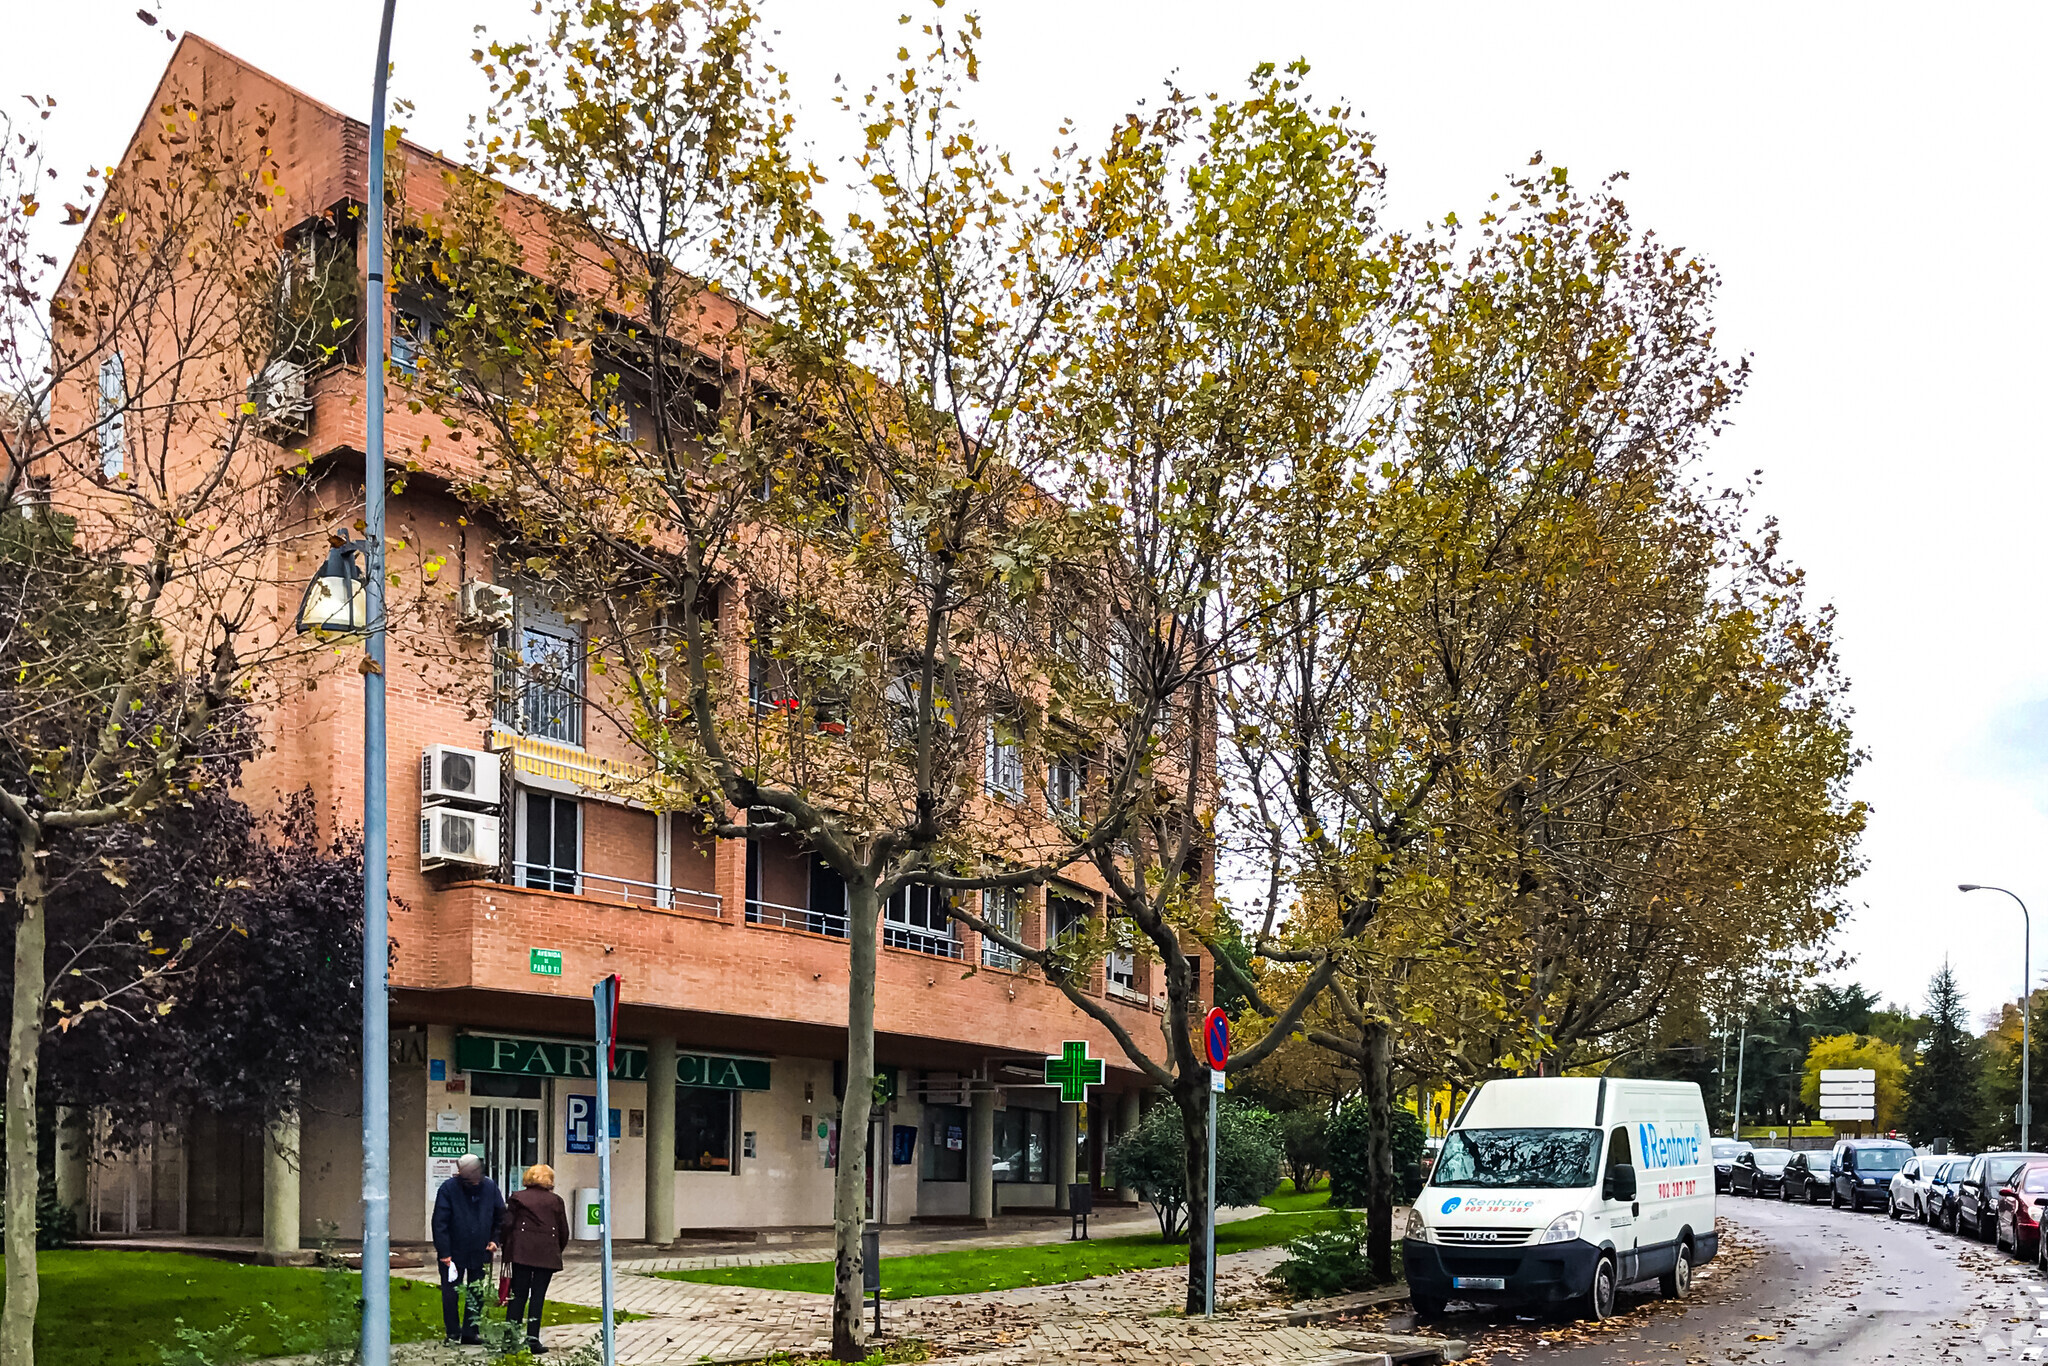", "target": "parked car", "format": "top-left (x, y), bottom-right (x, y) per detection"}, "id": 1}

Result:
top-left (1731, 1147), bottom-right (1795, 1197)
top-left (1712, 1139), bottom-right (1754, 1193)
top-left (1926, 1156), bottom-right (1971, 1228)
top-left (1829, 1139), bottom-right (1914, 1211)
top-left (1781, 1151), bottom-right (1831, 1203)
top-left (1954, 1152), bottom-right (2048, 1240)
top-left (1888, 1154), bottom-right (1950, 1221)
top-left (1997, 1161), bottom-right (2048, 1257)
